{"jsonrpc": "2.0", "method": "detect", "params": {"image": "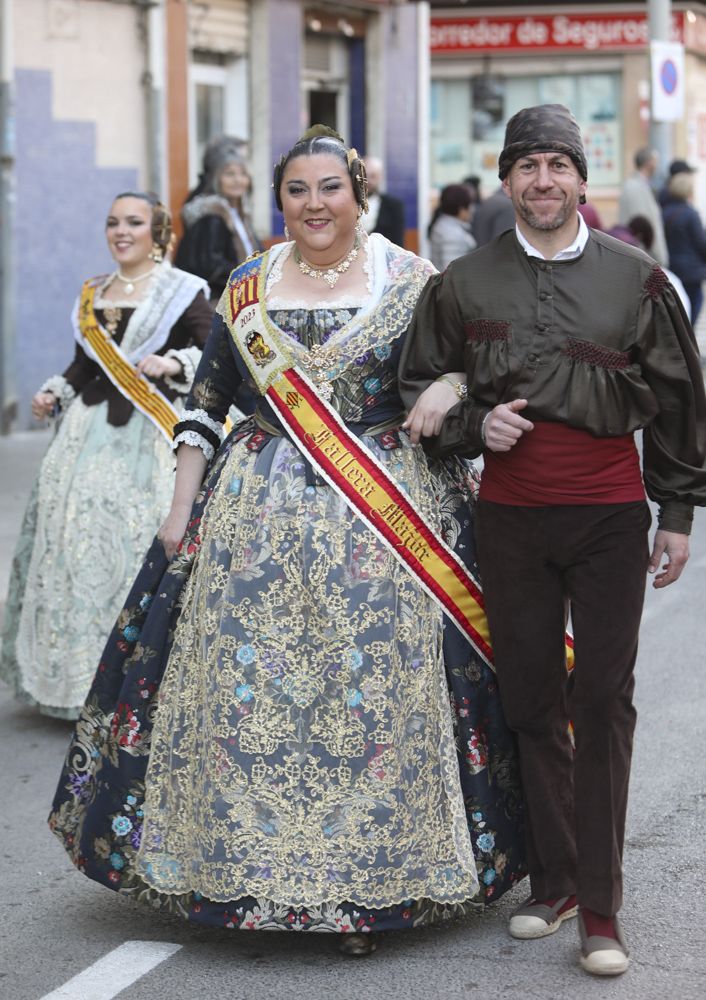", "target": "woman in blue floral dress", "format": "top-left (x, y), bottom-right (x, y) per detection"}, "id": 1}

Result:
top-left (50, 129), bottom-right (525, 955)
